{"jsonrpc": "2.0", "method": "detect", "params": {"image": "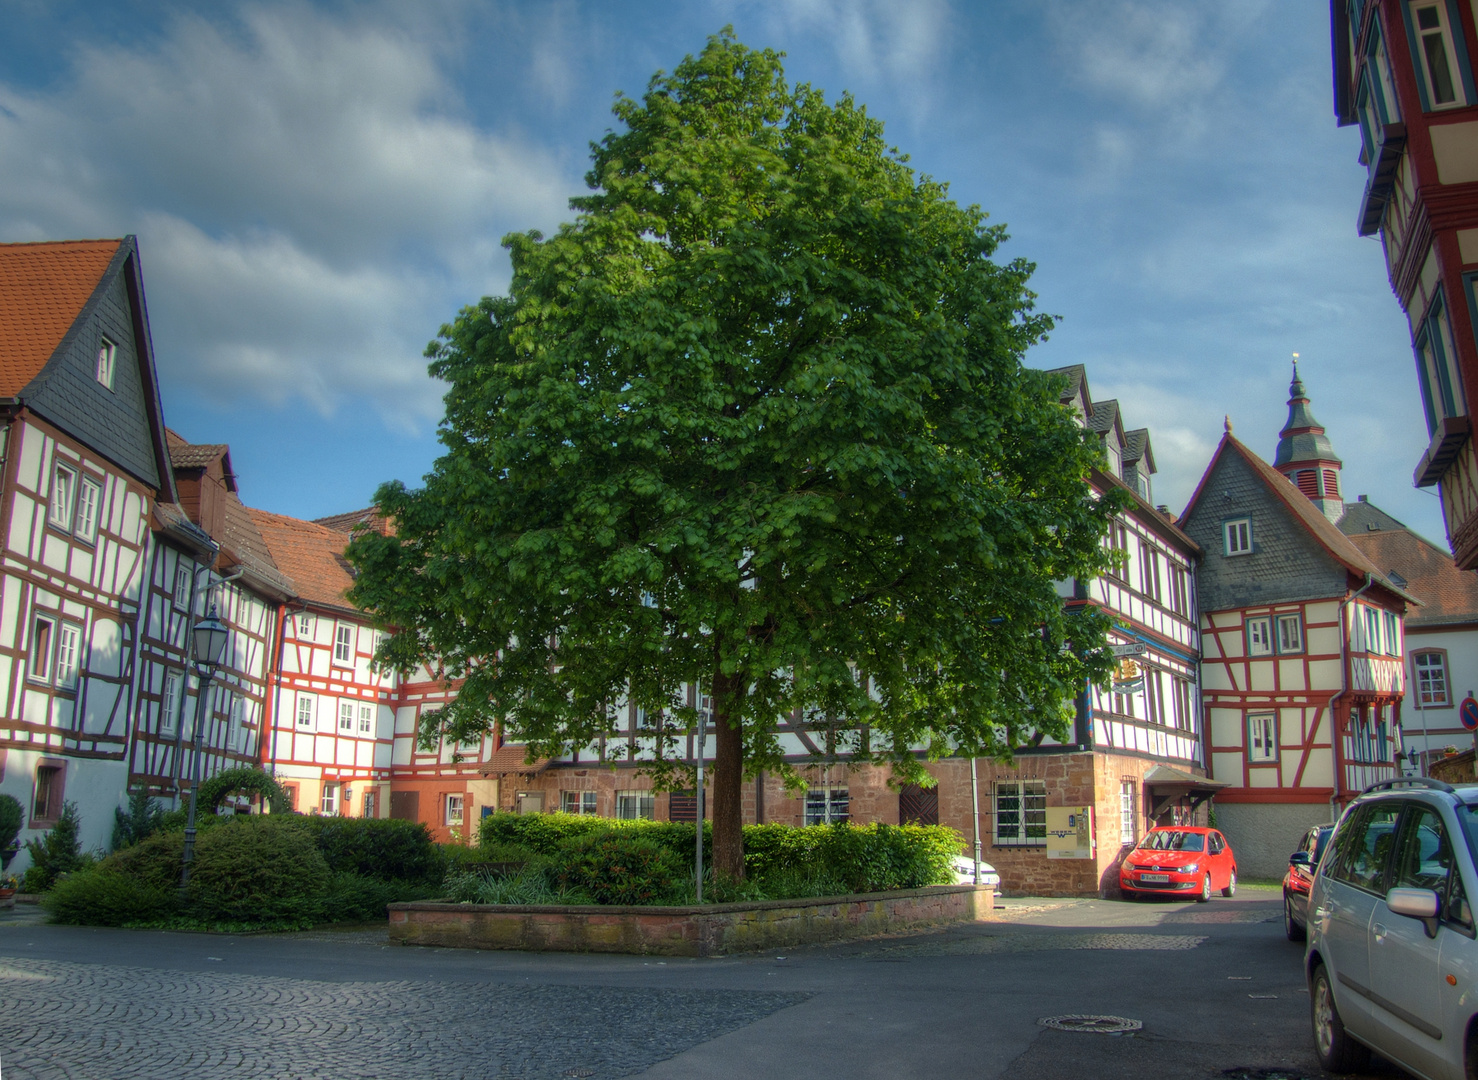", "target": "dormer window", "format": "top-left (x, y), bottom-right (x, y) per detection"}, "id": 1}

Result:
top-left (1224, 517), bottom-right (1253, 556)
top-left (96, 338), bottom-right (116, 390)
